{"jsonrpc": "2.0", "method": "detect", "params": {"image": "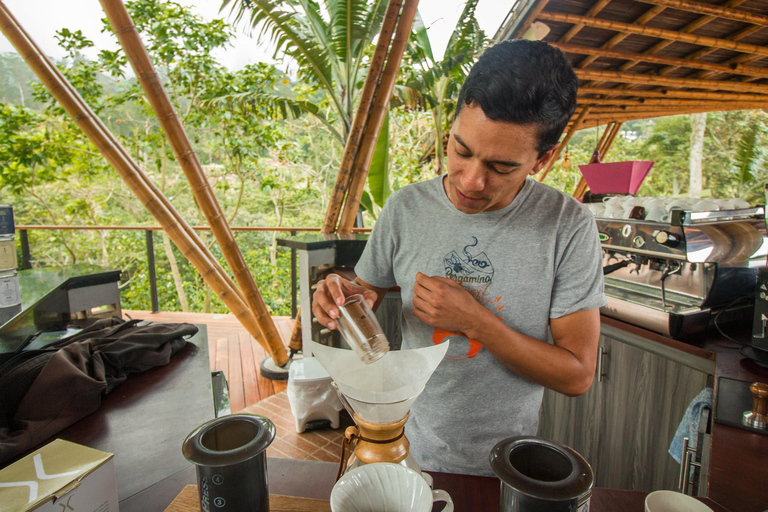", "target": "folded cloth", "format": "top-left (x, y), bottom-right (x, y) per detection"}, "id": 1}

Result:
top-left (668, 387), bottom-right (713, 463)
top-left (0, 318), bottom-right (198, 466)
